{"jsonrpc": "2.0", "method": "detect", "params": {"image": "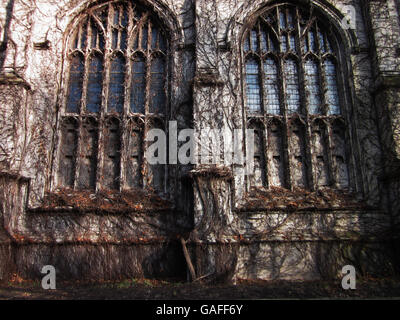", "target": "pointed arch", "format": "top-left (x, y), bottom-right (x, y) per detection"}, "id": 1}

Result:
top-left (56, 0), bottom-right (174, 194)
top-left (241, 1), bottom-right (356, 193)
